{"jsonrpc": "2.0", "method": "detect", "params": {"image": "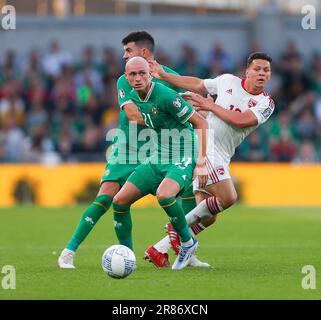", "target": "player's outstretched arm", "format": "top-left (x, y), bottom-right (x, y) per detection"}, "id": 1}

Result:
top-left (123, 103), bottom-right (146, 126)
top-left (187, 112), bottom-right (208, 188)
top-left (149, 60), bottom-right (208, 95)
top-left (188, 94), bottom-right (258, 128)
